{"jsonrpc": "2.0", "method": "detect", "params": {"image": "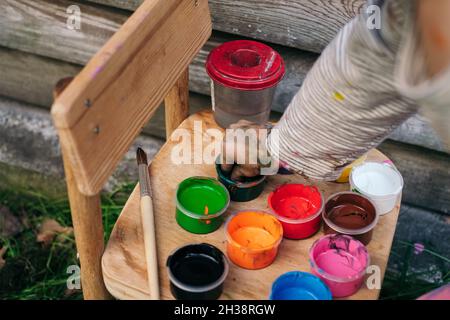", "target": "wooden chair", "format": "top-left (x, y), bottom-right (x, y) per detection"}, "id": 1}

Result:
top-left (52, 0), bottom-right (401, 300)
